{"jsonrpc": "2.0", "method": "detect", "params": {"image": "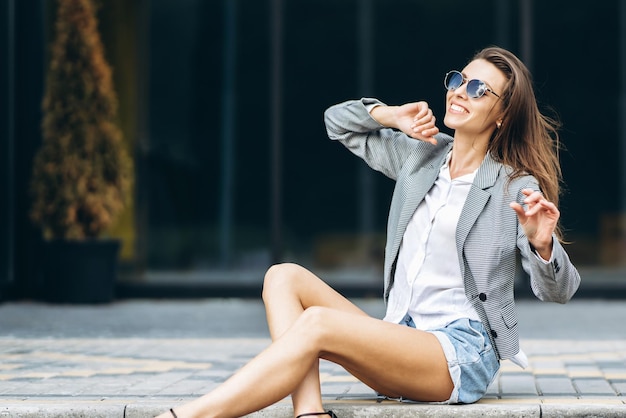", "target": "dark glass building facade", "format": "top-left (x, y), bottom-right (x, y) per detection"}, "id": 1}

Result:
top-left (2, 0), bottom-right (625, 300)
